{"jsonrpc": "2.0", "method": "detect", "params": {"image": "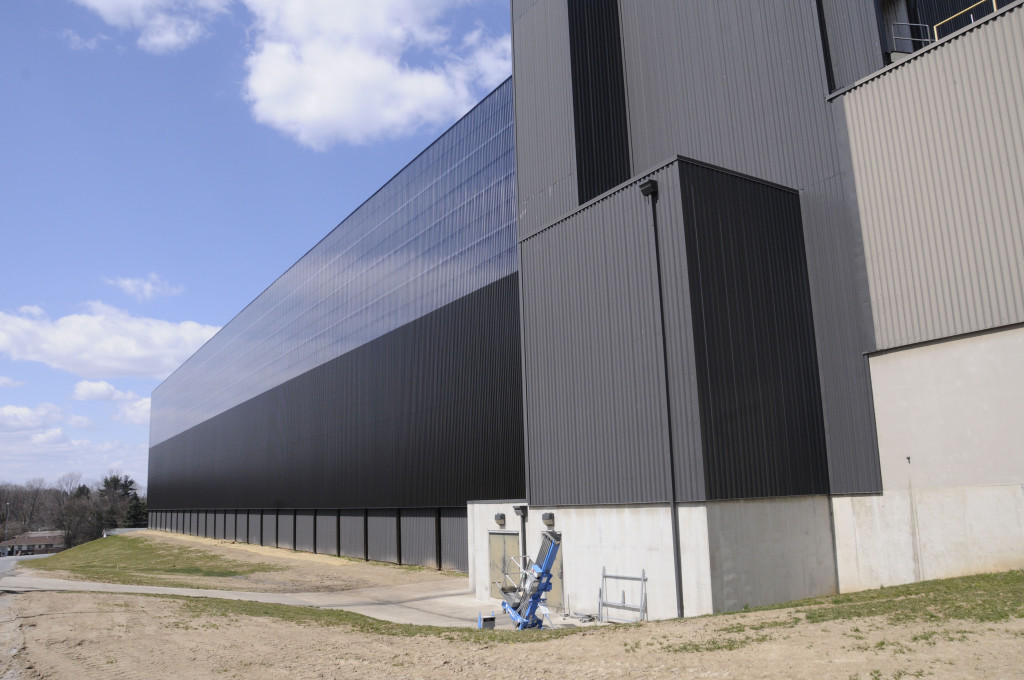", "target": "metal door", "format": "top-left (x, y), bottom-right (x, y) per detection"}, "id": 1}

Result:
top-left (488, 531), bottom-right (520, 599)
